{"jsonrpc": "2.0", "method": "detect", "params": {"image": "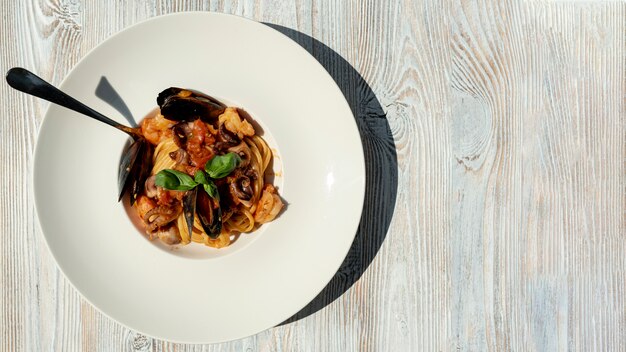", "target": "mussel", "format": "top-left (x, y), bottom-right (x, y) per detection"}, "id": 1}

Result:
top-left (157, 87), bottom-right (226, 122)
top-left (197, 189), bottom-right (222, 239)
top-left (118, 137), bottom-right (154, 205)
top-left (182, 188), bottom-right (198, 240)
top-left (183, 187), bottom-right (222, 240)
